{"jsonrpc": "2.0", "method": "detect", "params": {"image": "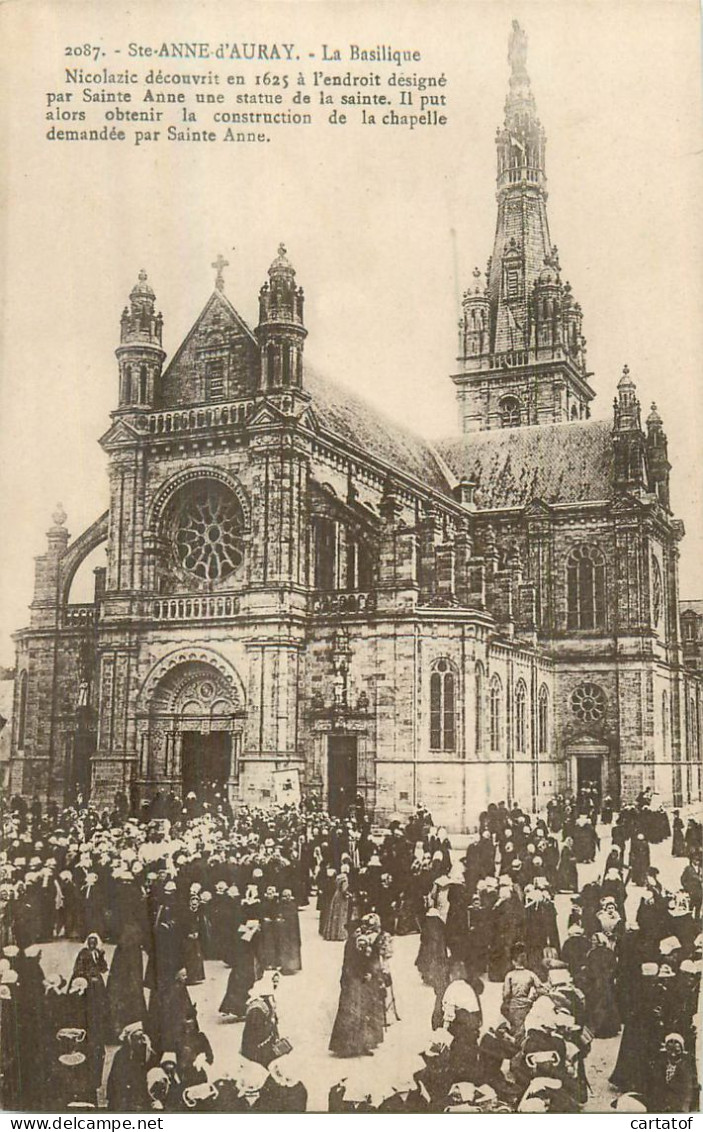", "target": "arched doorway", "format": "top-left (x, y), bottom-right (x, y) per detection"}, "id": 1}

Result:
top-left (137, 656), bottom-right (245, 804)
